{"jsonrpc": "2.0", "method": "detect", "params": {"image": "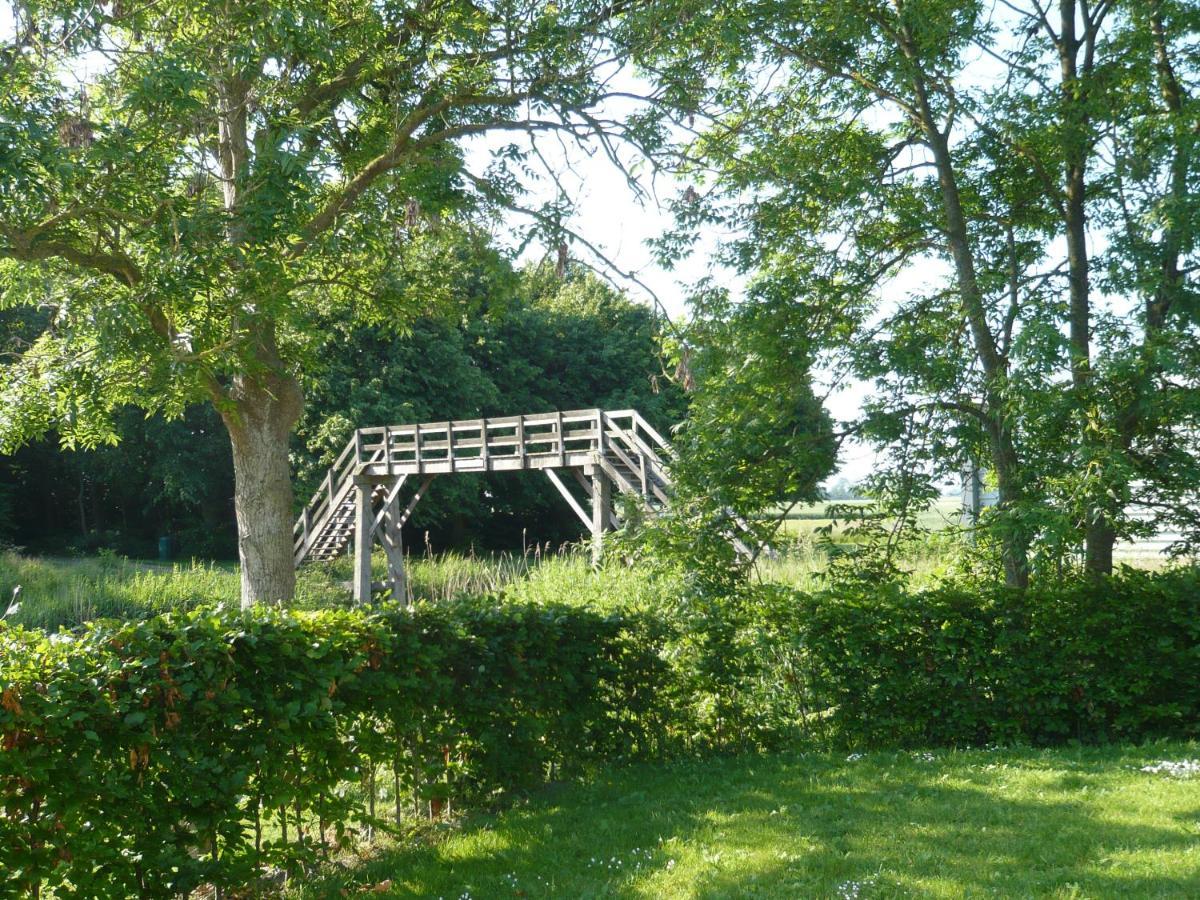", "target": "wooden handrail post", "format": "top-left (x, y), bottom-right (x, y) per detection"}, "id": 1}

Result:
top-left (517, 416), bottom-right (526, 469)
top-left (556, 409), bottom-right (565, 466)
top-left (384, 425), bottom-right (393, 476)
top-left (480, 417), bottom-right (489, 469)
top-left (415, 423), bottom-right (422, 475)
top-left (591, 467), bottom-right (611, 567)
top-left (447, 421), bottom-right (455, 472)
